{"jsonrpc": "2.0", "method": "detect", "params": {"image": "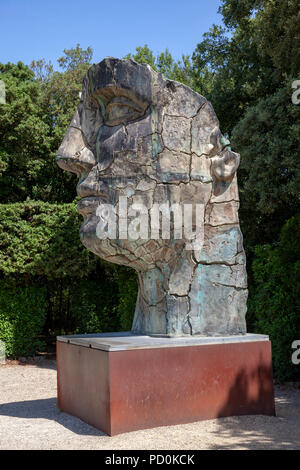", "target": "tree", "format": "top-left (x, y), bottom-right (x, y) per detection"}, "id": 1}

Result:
top-left (124, 45), bottom-right (157, 69)
top-left (0, 62), bottom-right (52, 202)
top-left (57, 44), bottom-right (93, 71)
top-left (192, 0), bottom-right (300, 135)
top-left (220, 0), bottom-right (300, 78)
top-left (234, 84), bottom-right (300, 247)
top-left (0, 46), bottom-right (94, 204)
top-left (31, 45), bottom-right (94, 202)
top-left (248, 215), bottom-right (300, 381)
top-left (125, 45), bottom-right (195, 88)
